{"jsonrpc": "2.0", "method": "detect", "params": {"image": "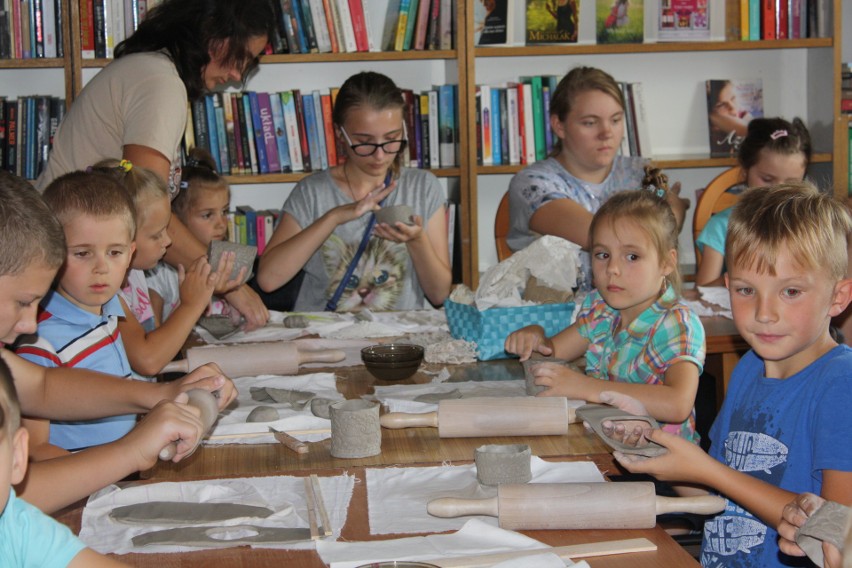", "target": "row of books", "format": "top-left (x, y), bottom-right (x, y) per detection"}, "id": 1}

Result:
top-left (841, 63), bottom-right (852, 115)
top-left (739, 0), bottom-right (830, 40)
top-left (269, 0), bottom-right (454, 55)
top-left (0, 95), bottom-right (65, 179)
top-left (187, 86), bottom-right (459, 177)
top-left (79, 0), bottom-right (160, 59)
top-left (0, 0), bottom-right (64, 59)
top-left (474, 76), bottom-right (651, 167)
